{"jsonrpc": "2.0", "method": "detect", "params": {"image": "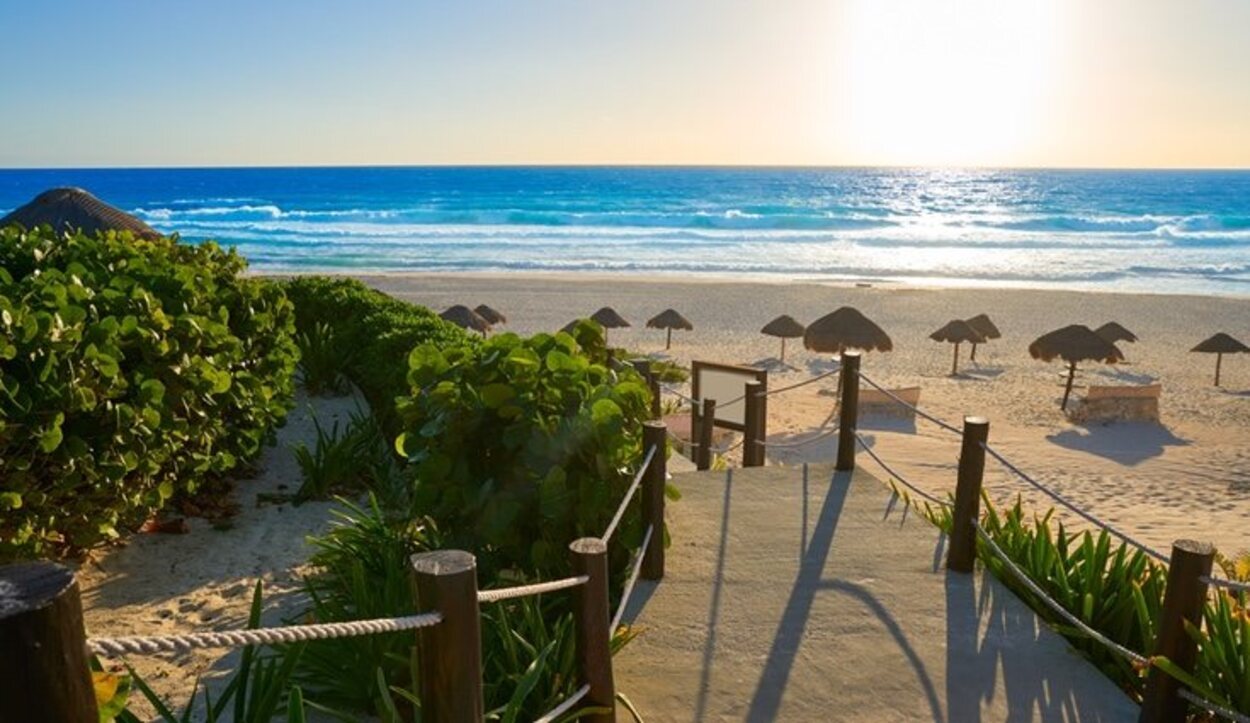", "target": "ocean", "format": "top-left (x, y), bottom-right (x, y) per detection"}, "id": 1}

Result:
top-left (2, 166), bottom-right (1249, 296)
